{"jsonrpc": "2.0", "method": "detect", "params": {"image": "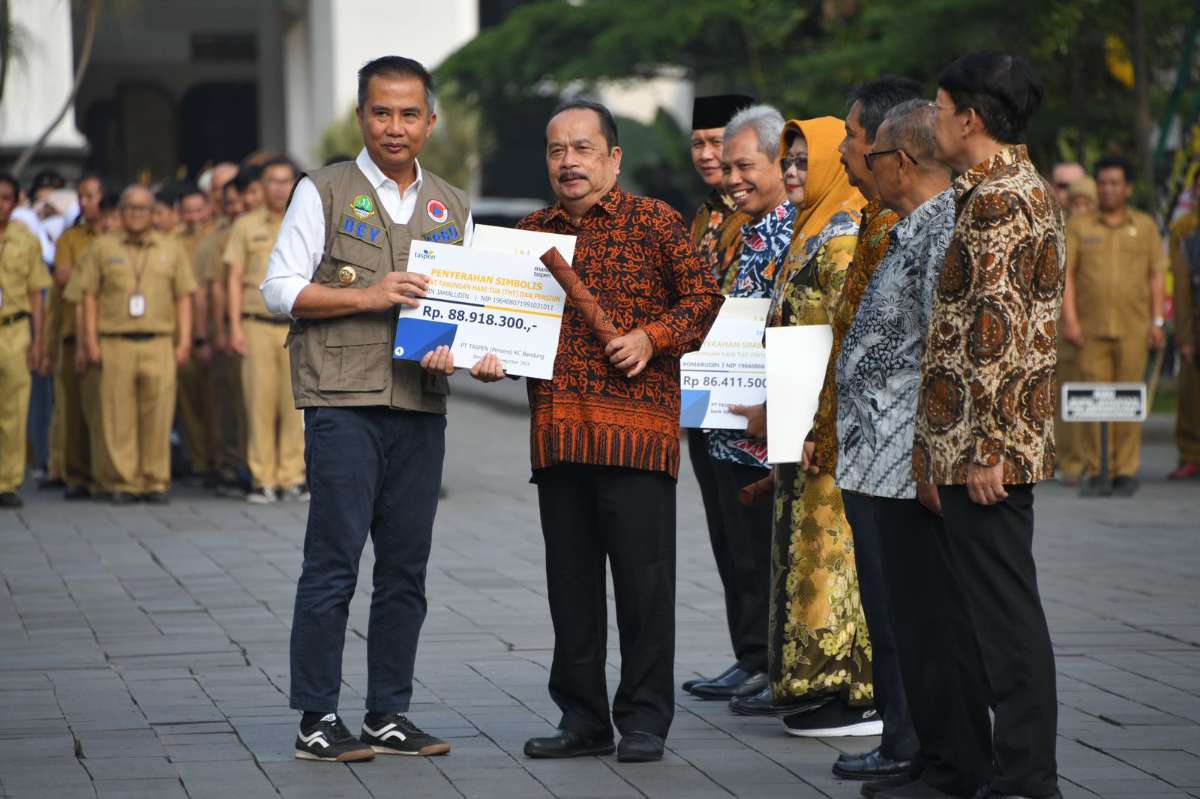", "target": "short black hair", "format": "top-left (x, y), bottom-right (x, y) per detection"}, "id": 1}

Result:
top-left (848, 76), bottom-right (925, 143)
top-left (77, 173), bottom-right (104, 192)
top-left (100, 191), bottom-right (120, 211)
top-left (260, 155), bottom-right (297, 178)
top-left (30, 169), bottom-right (66, 195)
top-left (938, 51), bottom-right (1043, 144)
top-left (357, 55), bottom-right (435, 113)
top-left (232, 165), bottom-right (263, 192)
top-left (154, 188), bottom-right (177, 207)
top-left (176, 181), bottom-right (206, 203)
top-left (1094, 155), bottom-right (1134, 183)
top-left (550, 99), bottom-right (620, 149)
top-left (0, 173), bottom-right (19, 197)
